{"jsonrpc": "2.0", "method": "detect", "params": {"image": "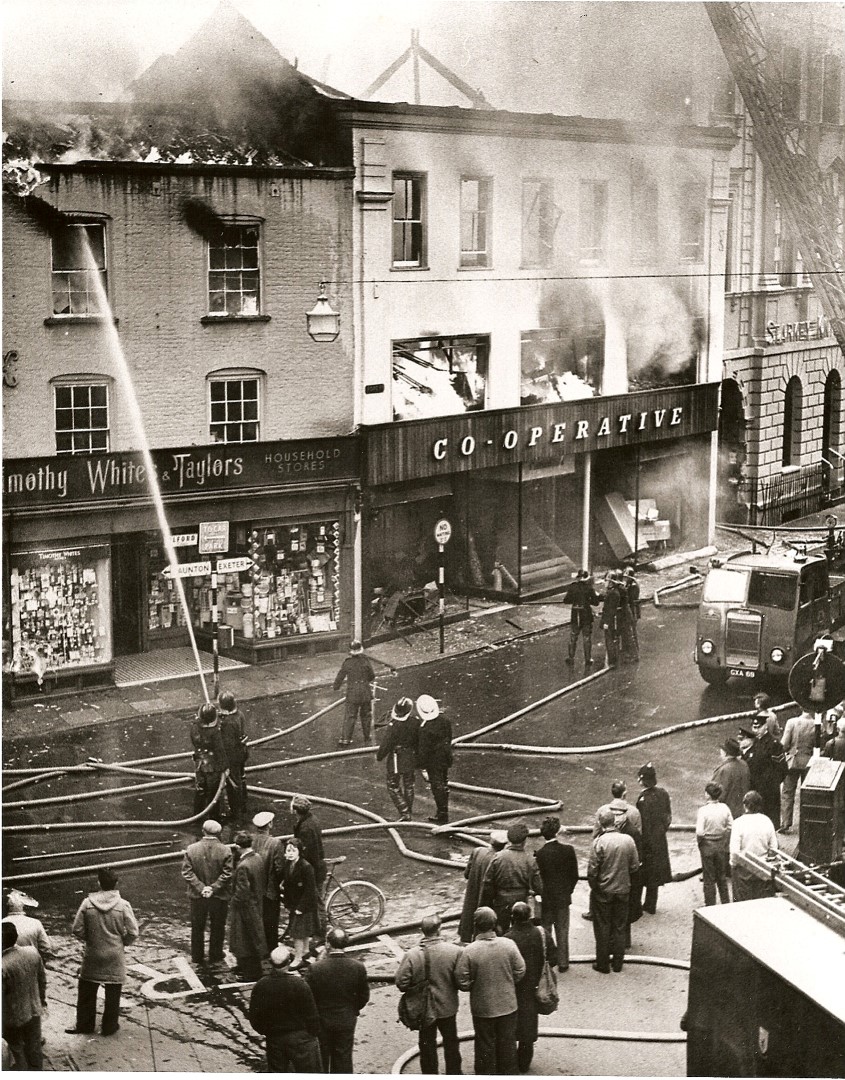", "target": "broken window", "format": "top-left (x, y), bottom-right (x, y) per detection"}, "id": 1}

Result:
top-left (520, 326), bottom-right (603, 404)
top-left (51, 222), bottom-right (107, 316)
top-left (578, 180), bottom-right (607, 262)
top-left (522, 180), bottom-right (559, 267)
top-left (631, 178), bottom-right (659, 264)
top-left (207, 224), bottom-right (261, 316)
top-left (209, 376), bottom-right (260, 443)
top-left (679, 180), bottom-right (706, 262)
top-left (393, 174), bottom-right (426, 267)
top-left (54, 383), bottom-right (110, 454)
top-left (460, 178), bottom-right (492, 267)
top-left (392, 335), bottom-right (488, 420)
